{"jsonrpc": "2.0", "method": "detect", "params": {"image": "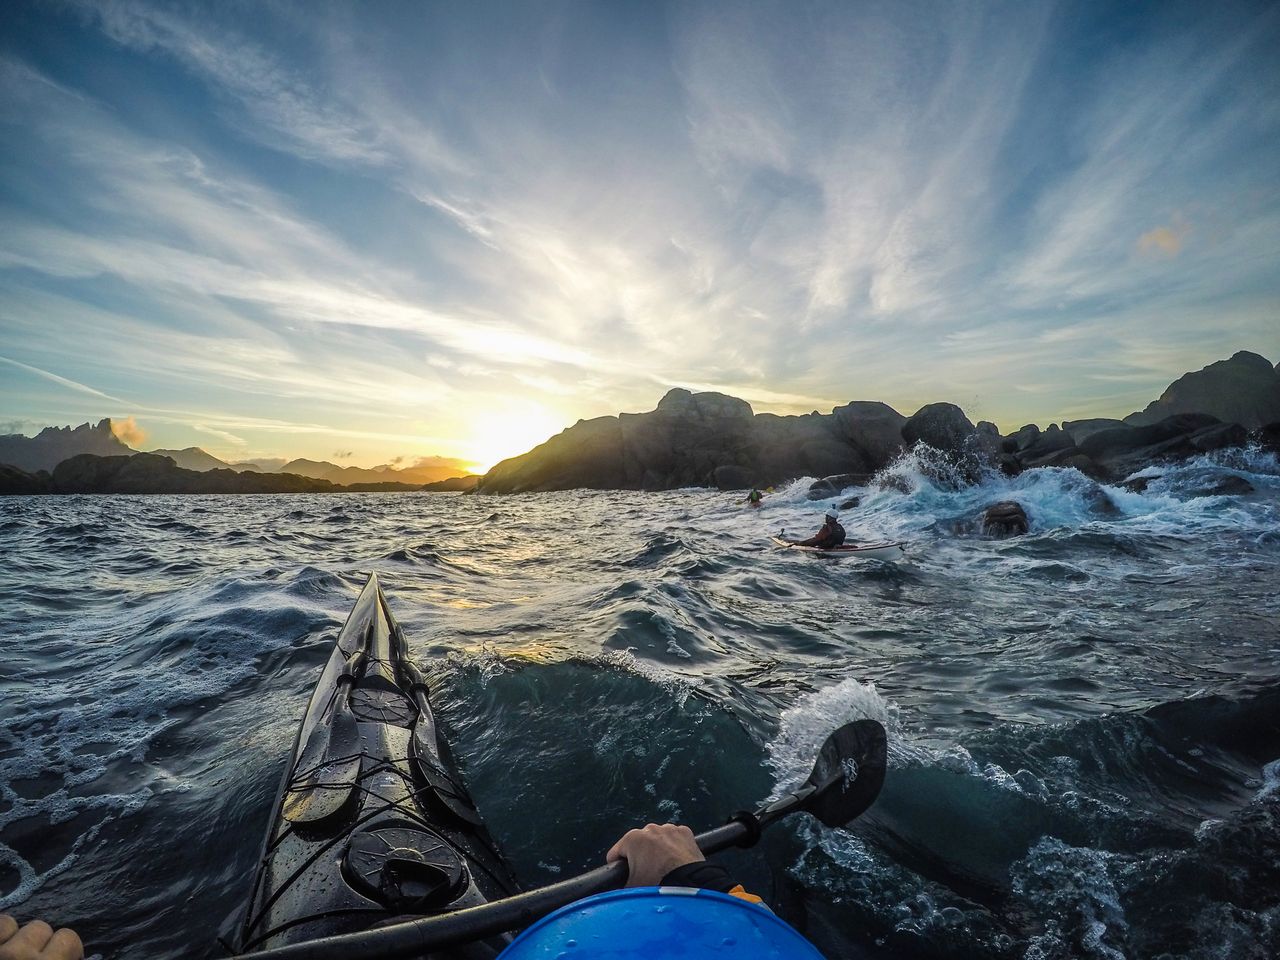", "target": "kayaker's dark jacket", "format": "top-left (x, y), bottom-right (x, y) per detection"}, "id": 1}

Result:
top-left (795, 520), bottom-right (845, 549)
top-left (662, 862), bottom-right (764, 904)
